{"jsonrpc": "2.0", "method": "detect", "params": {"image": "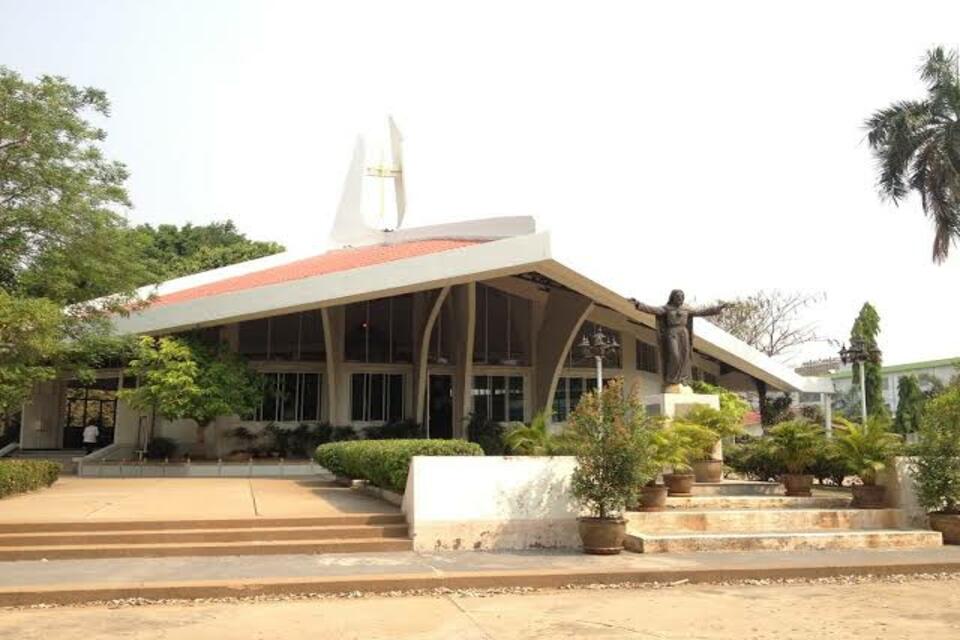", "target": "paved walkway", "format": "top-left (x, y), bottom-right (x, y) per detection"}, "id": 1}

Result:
top-left (3, 547), bottom-right (960, 606)
top-left (2, 575), bottom-right (959, 639)
top-left (0, 477), bottom-right (392, 522)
